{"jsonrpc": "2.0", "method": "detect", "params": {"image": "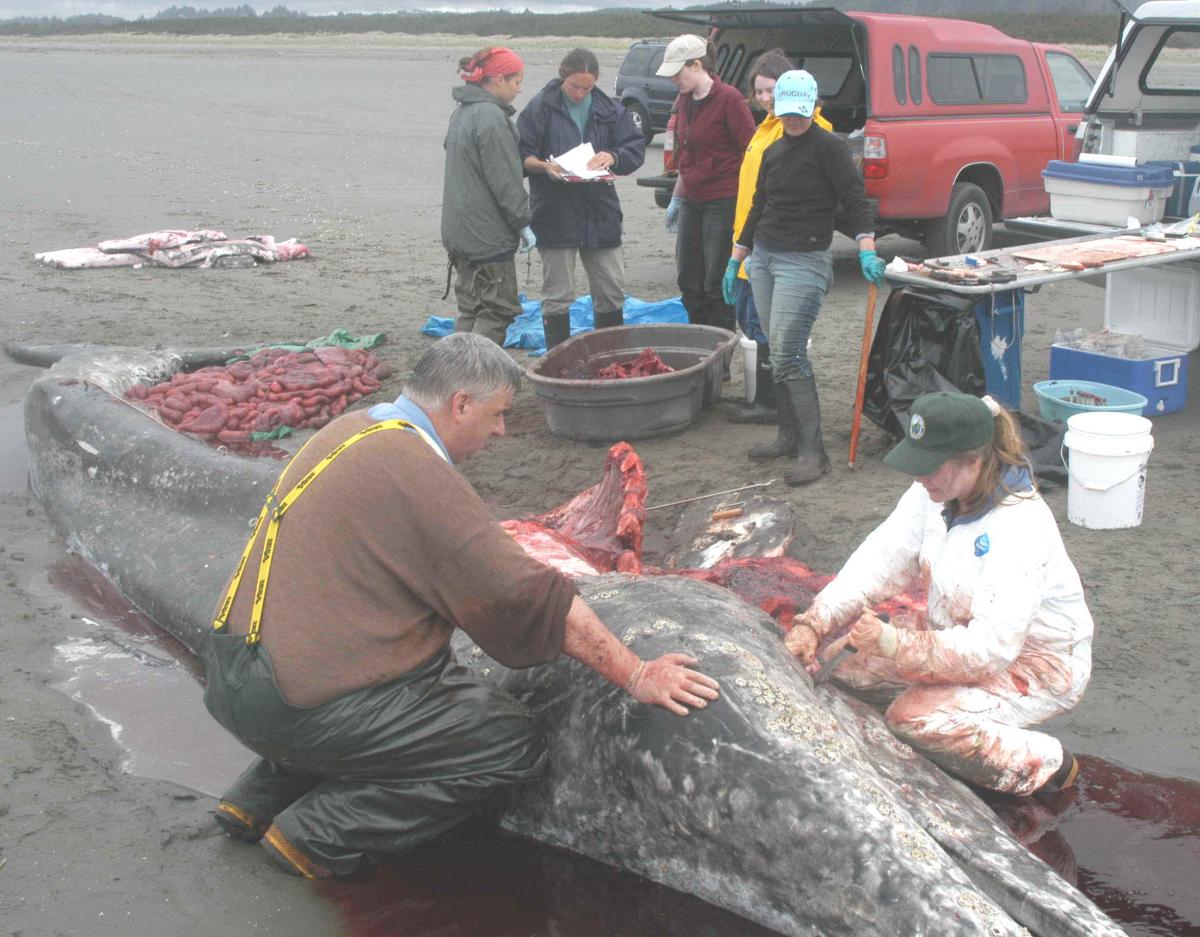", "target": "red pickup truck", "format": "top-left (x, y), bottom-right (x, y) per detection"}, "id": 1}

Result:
top-left (638, 7), bottom-right (1095, 255)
